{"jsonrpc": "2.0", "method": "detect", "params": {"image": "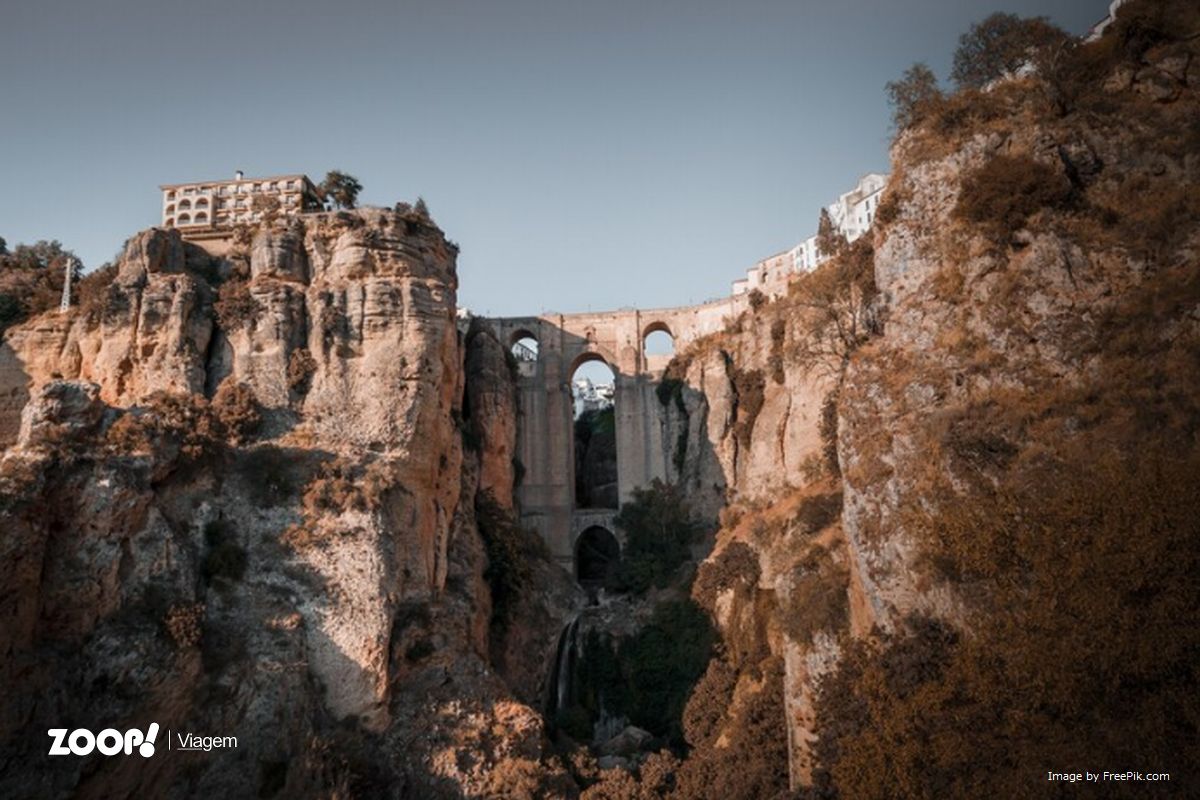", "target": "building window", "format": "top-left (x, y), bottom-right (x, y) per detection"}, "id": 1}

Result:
top-left (178, 213), bottom-right (192, 225)
top-left (195, 211), bottom-right (208, 224)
